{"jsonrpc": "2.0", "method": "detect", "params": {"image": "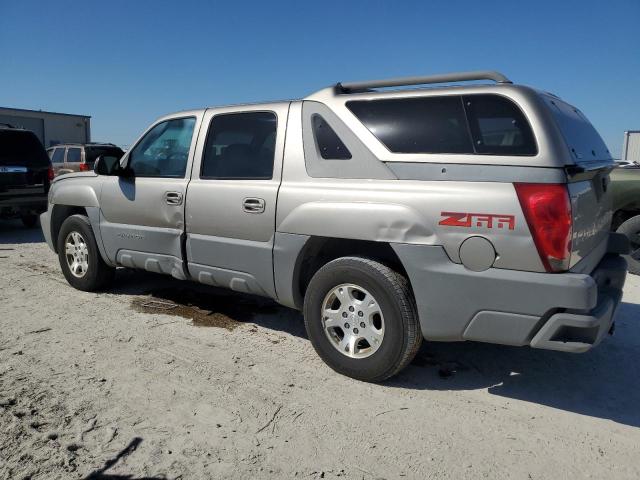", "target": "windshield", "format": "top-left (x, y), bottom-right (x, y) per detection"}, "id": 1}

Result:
top-left (0, 129), bottom-right (50, 167)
